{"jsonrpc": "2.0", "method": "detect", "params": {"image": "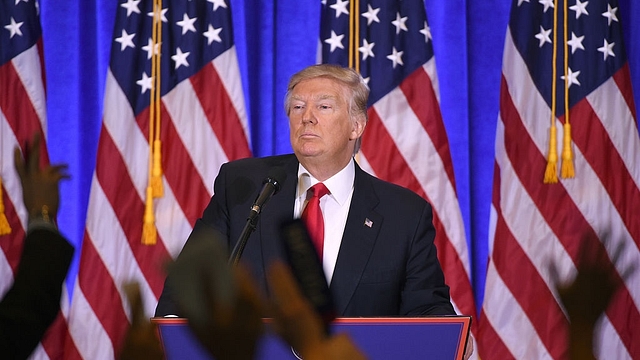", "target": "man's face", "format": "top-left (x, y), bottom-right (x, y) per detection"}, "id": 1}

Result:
top-left (288, 77), bottom-right (364, 169)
